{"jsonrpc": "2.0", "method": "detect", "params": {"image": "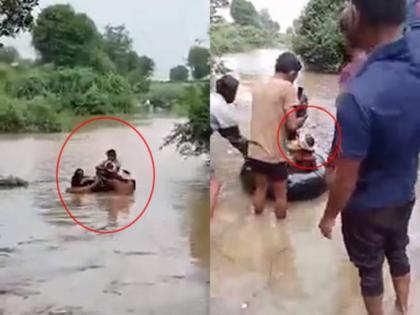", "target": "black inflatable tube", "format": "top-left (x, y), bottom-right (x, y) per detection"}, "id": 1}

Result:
top-left (240, 155), bottom-right (327, 202)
